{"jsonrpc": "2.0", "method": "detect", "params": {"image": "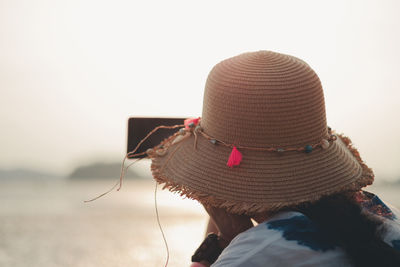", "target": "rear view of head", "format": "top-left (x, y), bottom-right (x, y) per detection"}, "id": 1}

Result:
top-left (148, 50), bottom-right (374, 215)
